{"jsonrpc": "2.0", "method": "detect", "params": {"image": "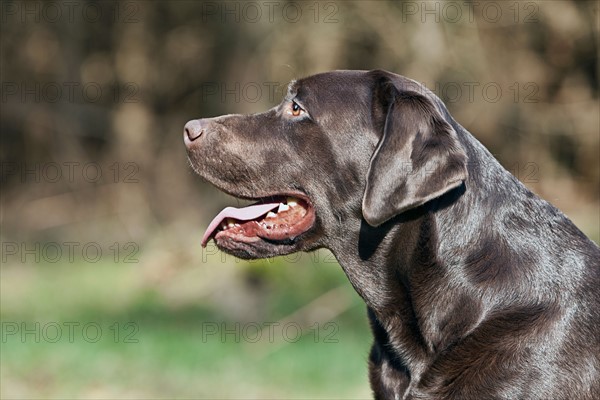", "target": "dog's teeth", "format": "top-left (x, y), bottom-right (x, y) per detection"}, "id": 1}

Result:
top-left (278, 203), bottom-right (290, 213)
top-left (287, 197), bottom-right (298, 207)
top-left (220, 222), bottom-right (227, 230)
top-left (226, 218), bottom-right (236, 228)
top-left (266, 211), bottom-right (277, 219)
